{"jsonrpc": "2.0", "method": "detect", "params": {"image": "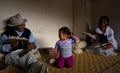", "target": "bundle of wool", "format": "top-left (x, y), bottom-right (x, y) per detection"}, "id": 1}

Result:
top-left (73, 41), bottom-right (87, 54)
